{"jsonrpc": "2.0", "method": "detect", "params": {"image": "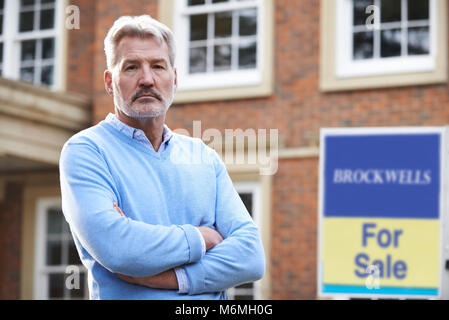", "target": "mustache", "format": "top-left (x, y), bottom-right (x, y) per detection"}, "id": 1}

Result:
top-left (131, 87), bottom-right (162, 102)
